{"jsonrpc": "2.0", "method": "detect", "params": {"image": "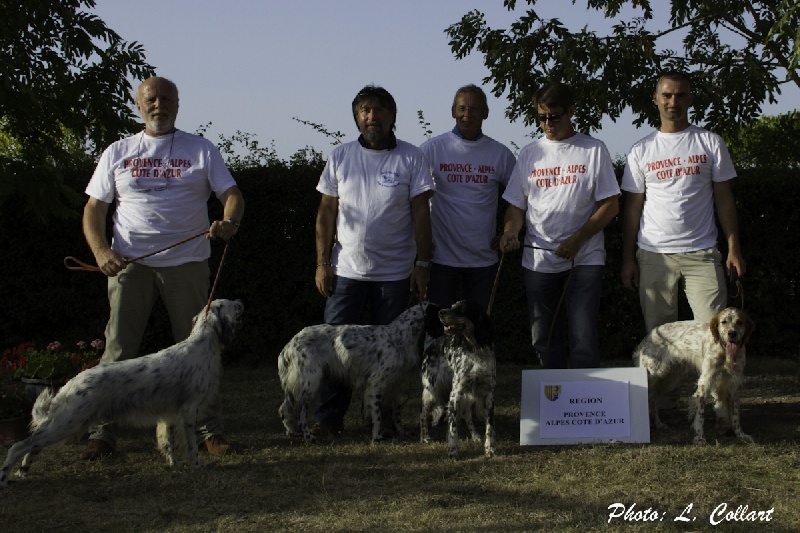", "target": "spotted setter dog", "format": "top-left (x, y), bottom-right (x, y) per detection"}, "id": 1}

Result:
top-left (420, 300), bottom-right (496, 457)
